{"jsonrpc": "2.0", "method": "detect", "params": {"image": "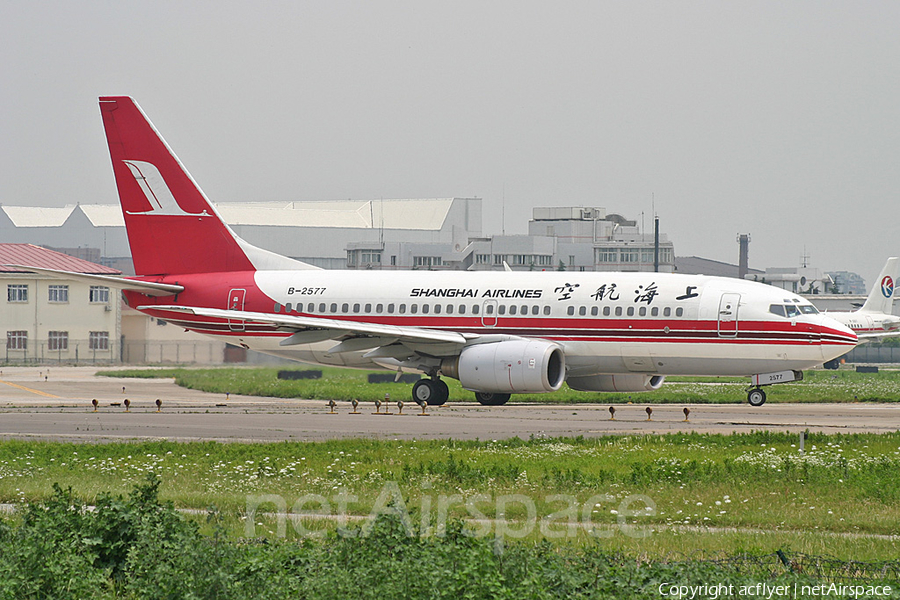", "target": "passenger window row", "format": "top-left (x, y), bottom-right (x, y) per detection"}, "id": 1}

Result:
top-left (273, 302), bottom-right (684, 318)
top-left (566, 305), bottom-right (684, 318)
